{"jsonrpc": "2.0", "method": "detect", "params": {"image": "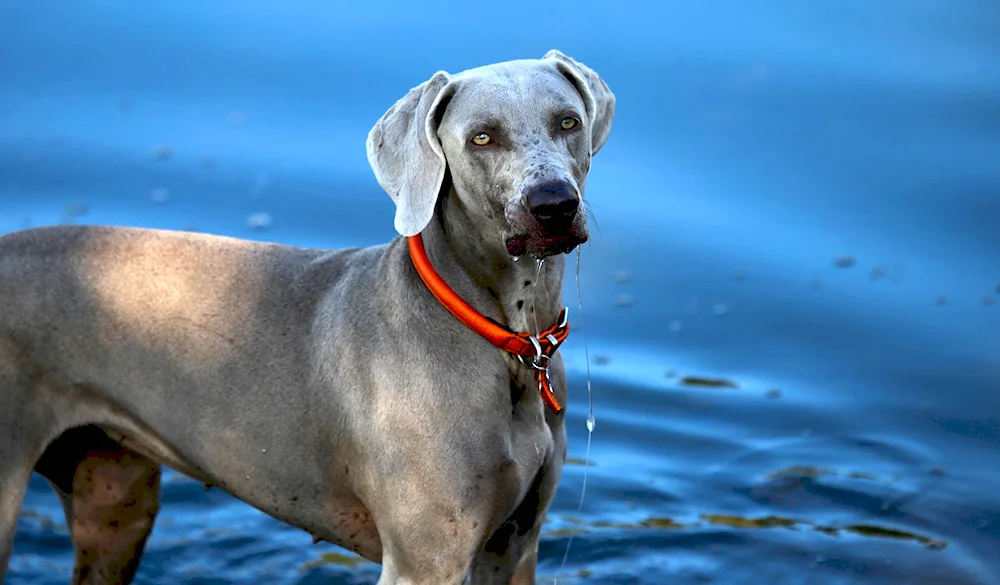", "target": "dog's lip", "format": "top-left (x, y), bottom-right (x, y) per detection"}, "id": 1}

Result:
top-left (505, 233), bottom-right (587, 258)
